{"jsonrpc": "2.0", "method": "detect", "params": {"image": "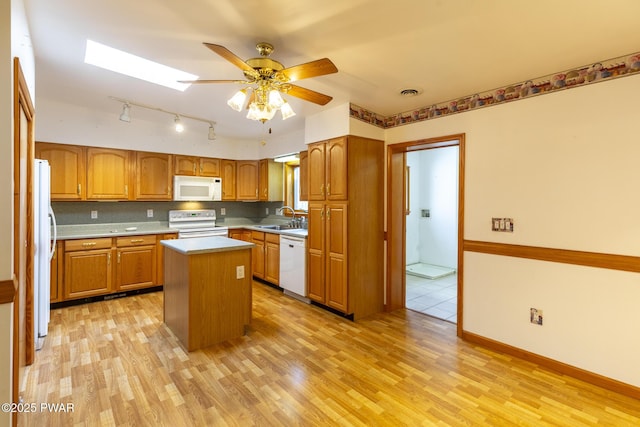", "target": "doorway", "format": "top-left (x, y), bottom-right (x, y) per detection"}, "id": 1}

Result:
top-left (405, 146), bottom-right (459, 322)
top-left (386, 134), bottom-right (465, 337)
